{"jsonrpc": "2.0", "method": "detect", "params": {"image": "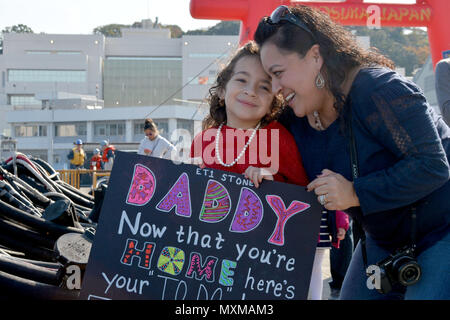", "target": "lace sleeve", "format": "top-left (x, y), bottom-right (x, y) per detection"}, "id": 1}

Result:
top-left (353, 84), bottom-right (449, 215)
